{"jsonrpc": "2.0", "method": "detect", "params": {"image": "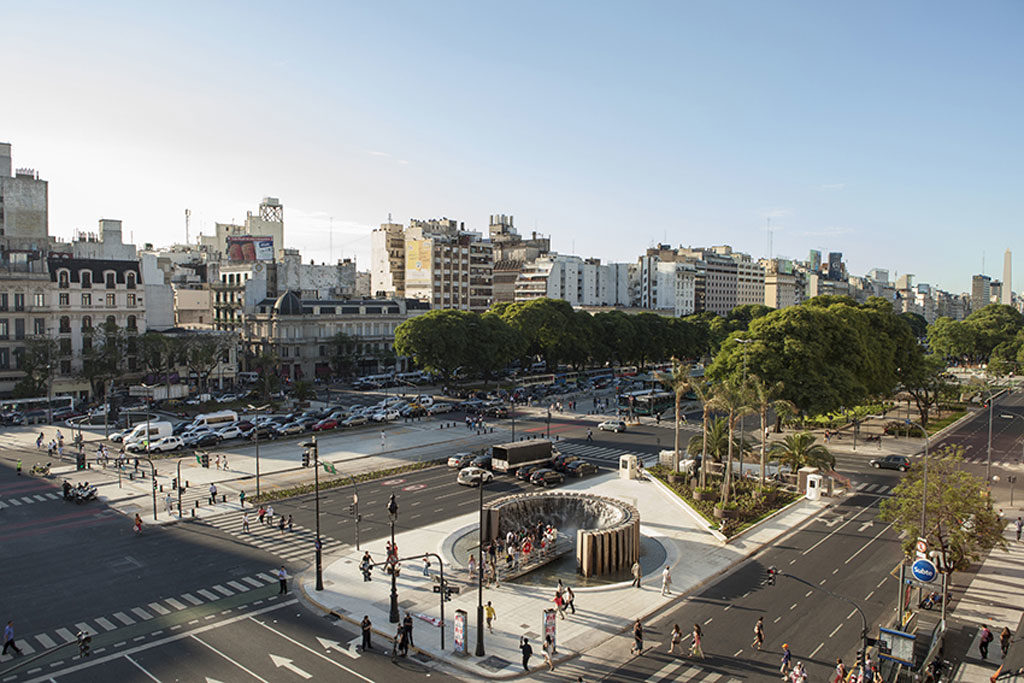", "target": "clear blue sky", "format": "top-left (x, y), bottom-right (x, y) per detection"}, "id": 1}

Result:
top-left (4, 1), bottom-right (1022, 293)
